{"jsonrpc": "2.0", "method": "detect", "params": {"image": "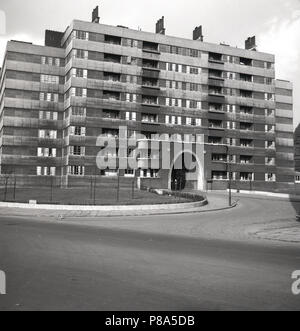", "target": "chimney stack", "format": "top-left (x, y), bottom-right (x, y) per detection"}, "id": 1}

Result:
top-left (92, 6), bottom-right (100, 23)
top-left (193, 26), bottom-right (204, 42)
top-left (156, 16), bottom-right (165, 35)
top-left (245, 36), bottom-right (257, 51)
